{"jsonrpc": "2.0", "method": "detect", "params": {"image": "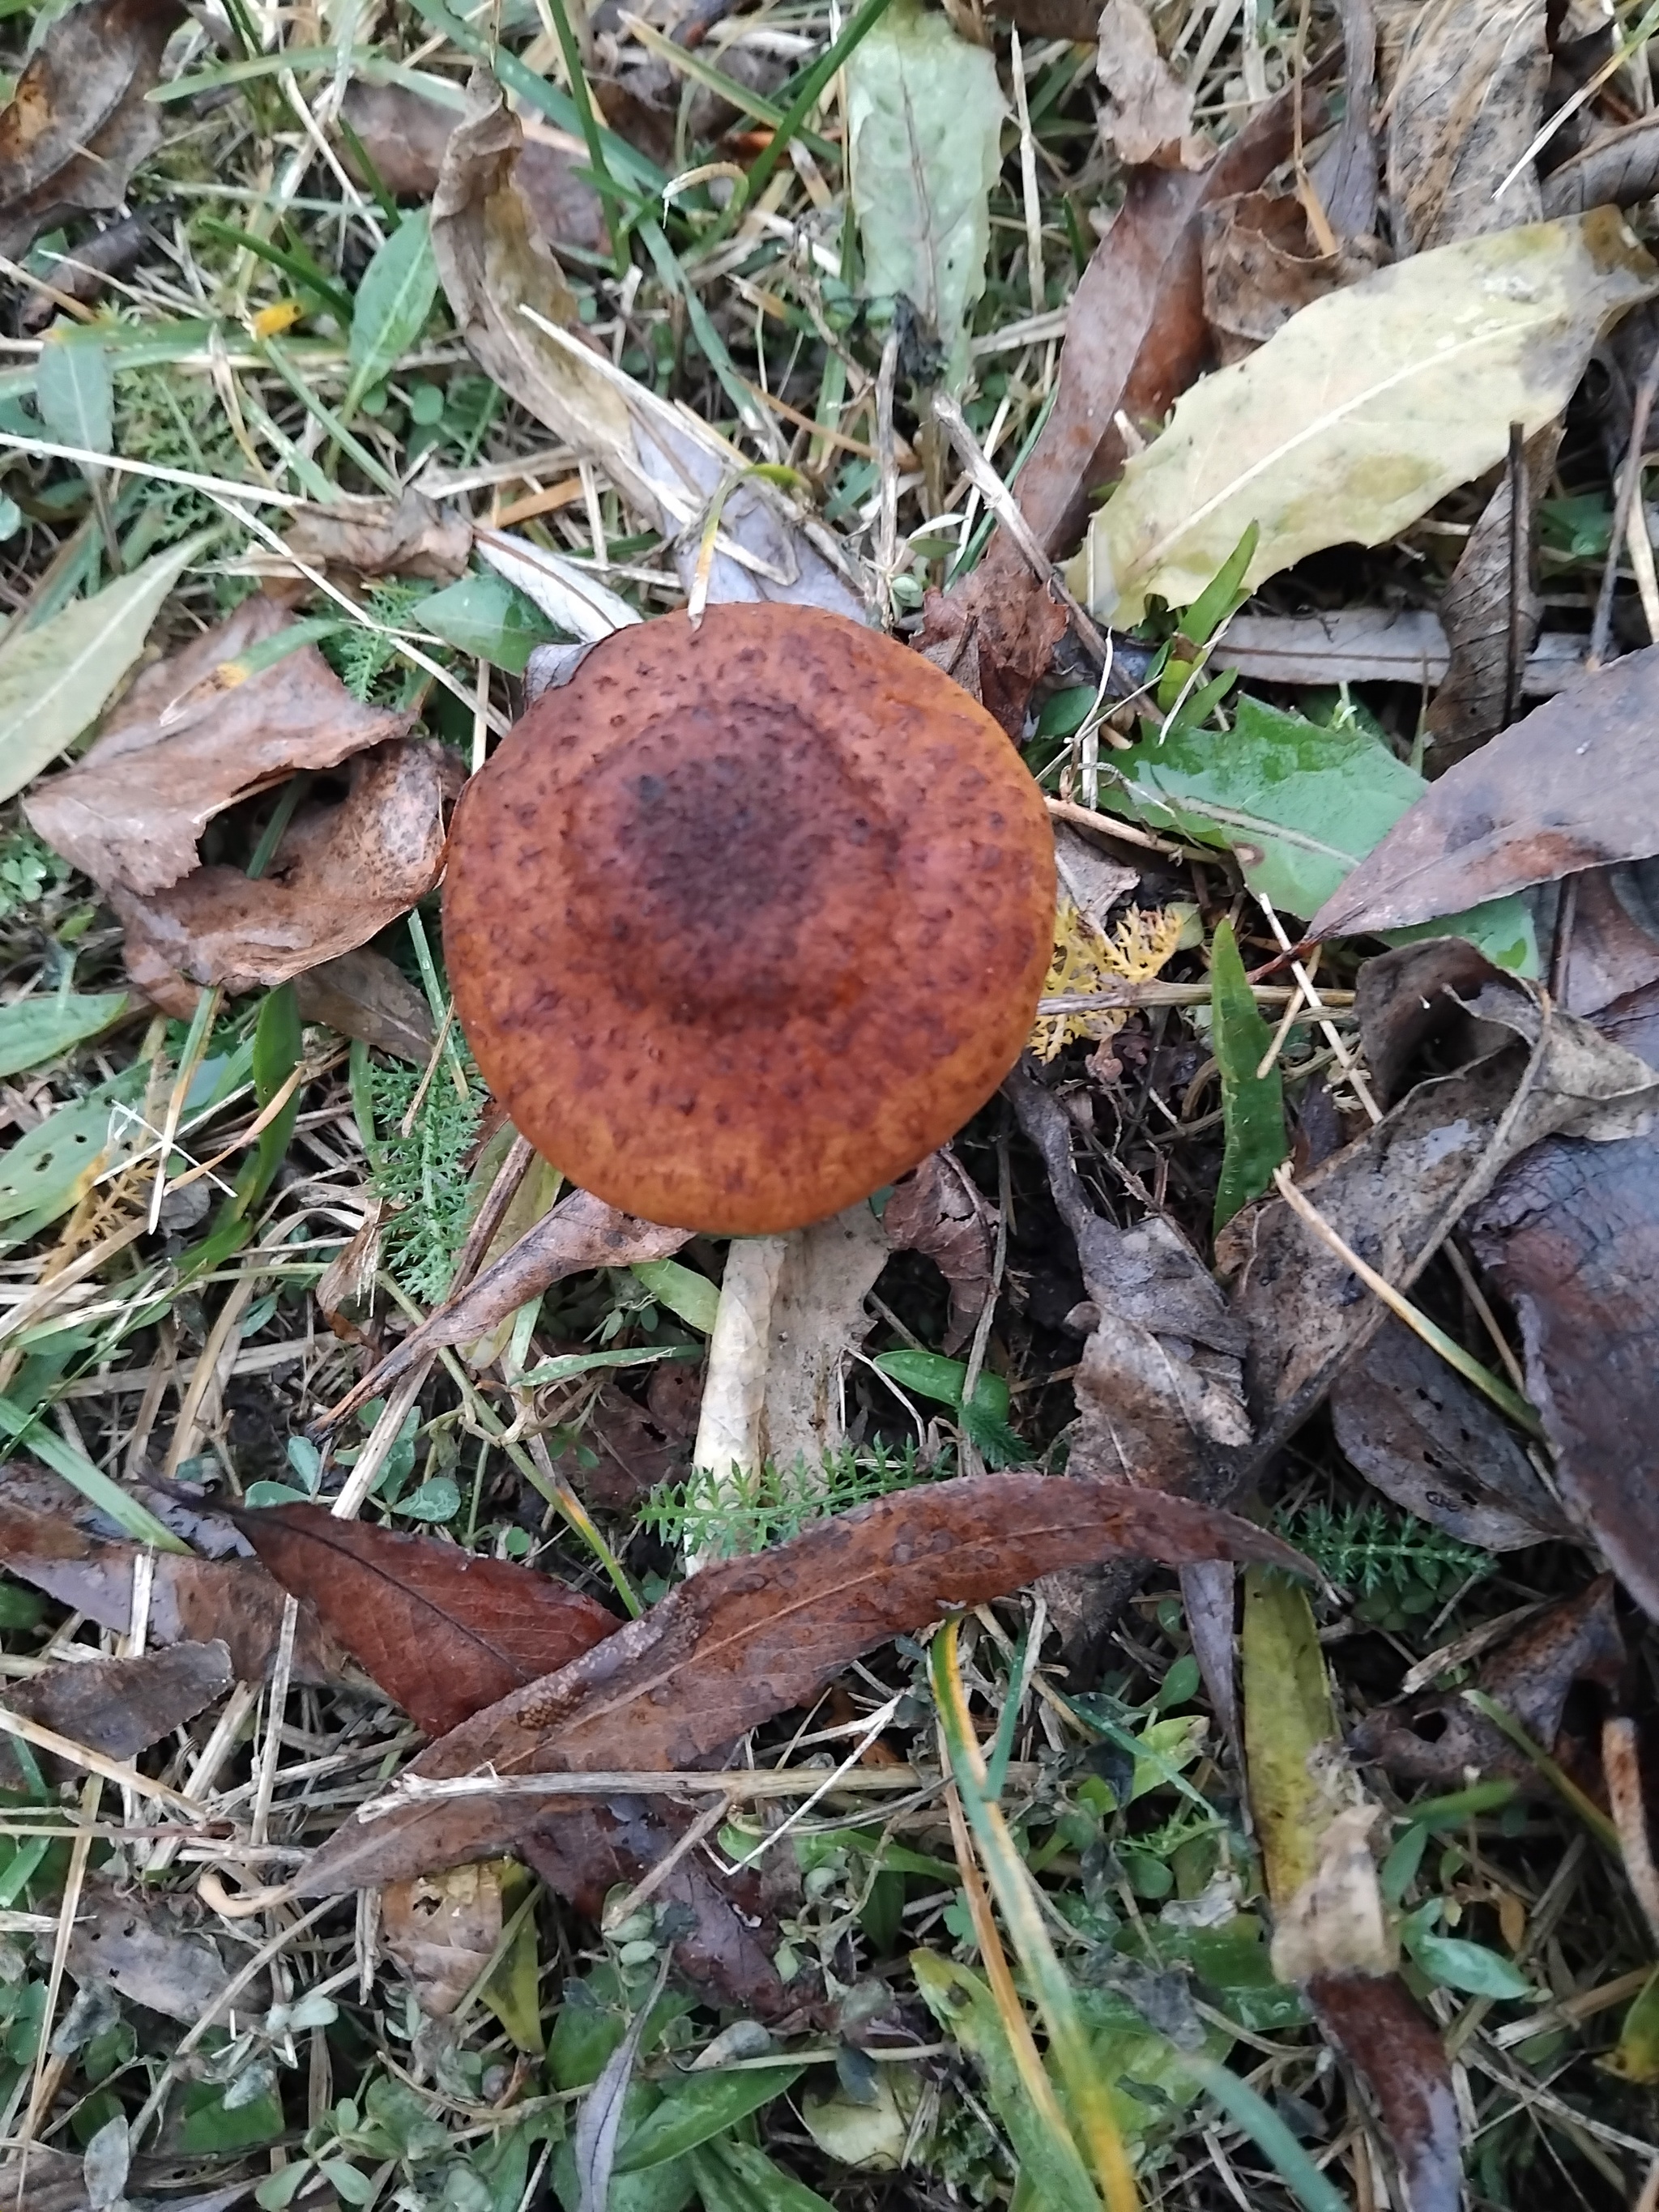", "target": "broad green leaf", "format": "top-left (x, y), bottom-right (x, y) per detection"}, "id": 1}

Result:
top-left (1102, 693), bottom-right (1536, 964)
top-left (1209, 918), bottom-right (1286, 1230)
top-left (630, 1258), bottom-right (719, 1334)
top-left (480, 1865), bottom-right (544, 2056)
top-left (177, 2078), bottom-right (284, 2154)
top-left (0, 533), bottom-right (210, 803)
top-left (1074, 210), bottom-right (1657, 624)
top-left (417, 569), bottom-right (557, 674)
top-left (844, 0), bottom-right (1005, 388)
top-left (346, 210), bottom-right (438, 411)
top-left (1404, 1924), bottom-right (1533, 2001)
top-left (614, 2065), bottom-right (804, 2173)
top-left (35, 328), bottom-right (113, 455)
top-left (0, 991), bottom-right (128, 1079)
top-left (687, 2136), bottom-right (837, 2212)
top-left (0, 1081), bottom-right (139, 1230)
